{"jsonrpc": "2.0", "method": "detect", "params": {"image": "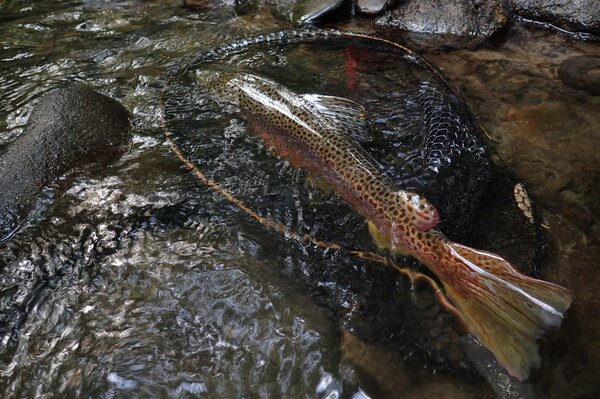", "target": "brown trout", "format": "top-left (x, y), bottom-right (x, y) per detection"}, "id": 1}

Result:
top-left (204, 71), bottom-right (573, 381)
